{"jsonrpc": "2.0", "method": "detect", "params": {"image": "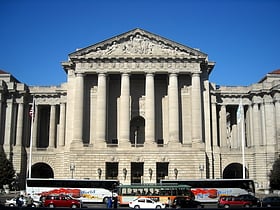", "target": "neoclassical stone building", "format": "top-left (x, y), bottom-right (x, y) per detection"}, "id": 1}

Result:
top-left (0, 29), bottom-right (279, 191)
